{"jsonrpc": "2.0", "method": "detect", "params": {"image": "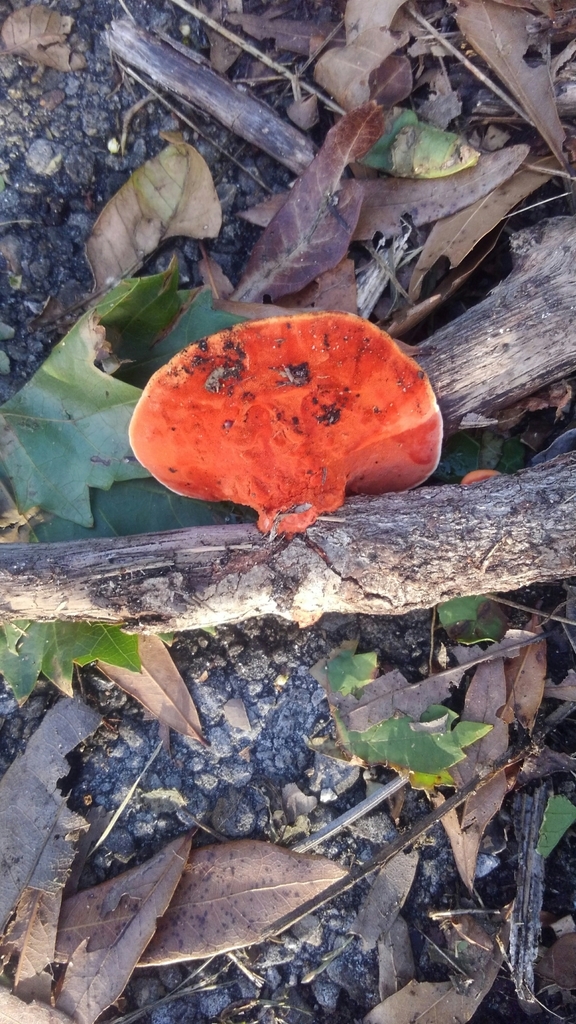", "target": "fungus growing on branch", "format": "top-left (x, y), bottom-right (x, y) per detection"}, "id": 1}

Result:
top-left (129, 311), bottom-right (443, 535)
